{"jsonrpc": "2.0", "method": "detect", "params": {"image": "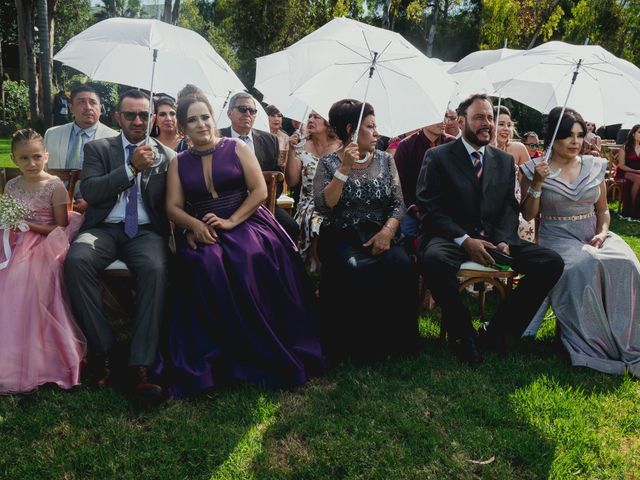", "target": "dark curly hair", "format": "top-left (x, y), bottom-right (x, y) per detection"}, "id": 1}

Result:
top-left (544, 106), bottom-right (587, 148)
top-left (328, 99), bottom-right (375, 144)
